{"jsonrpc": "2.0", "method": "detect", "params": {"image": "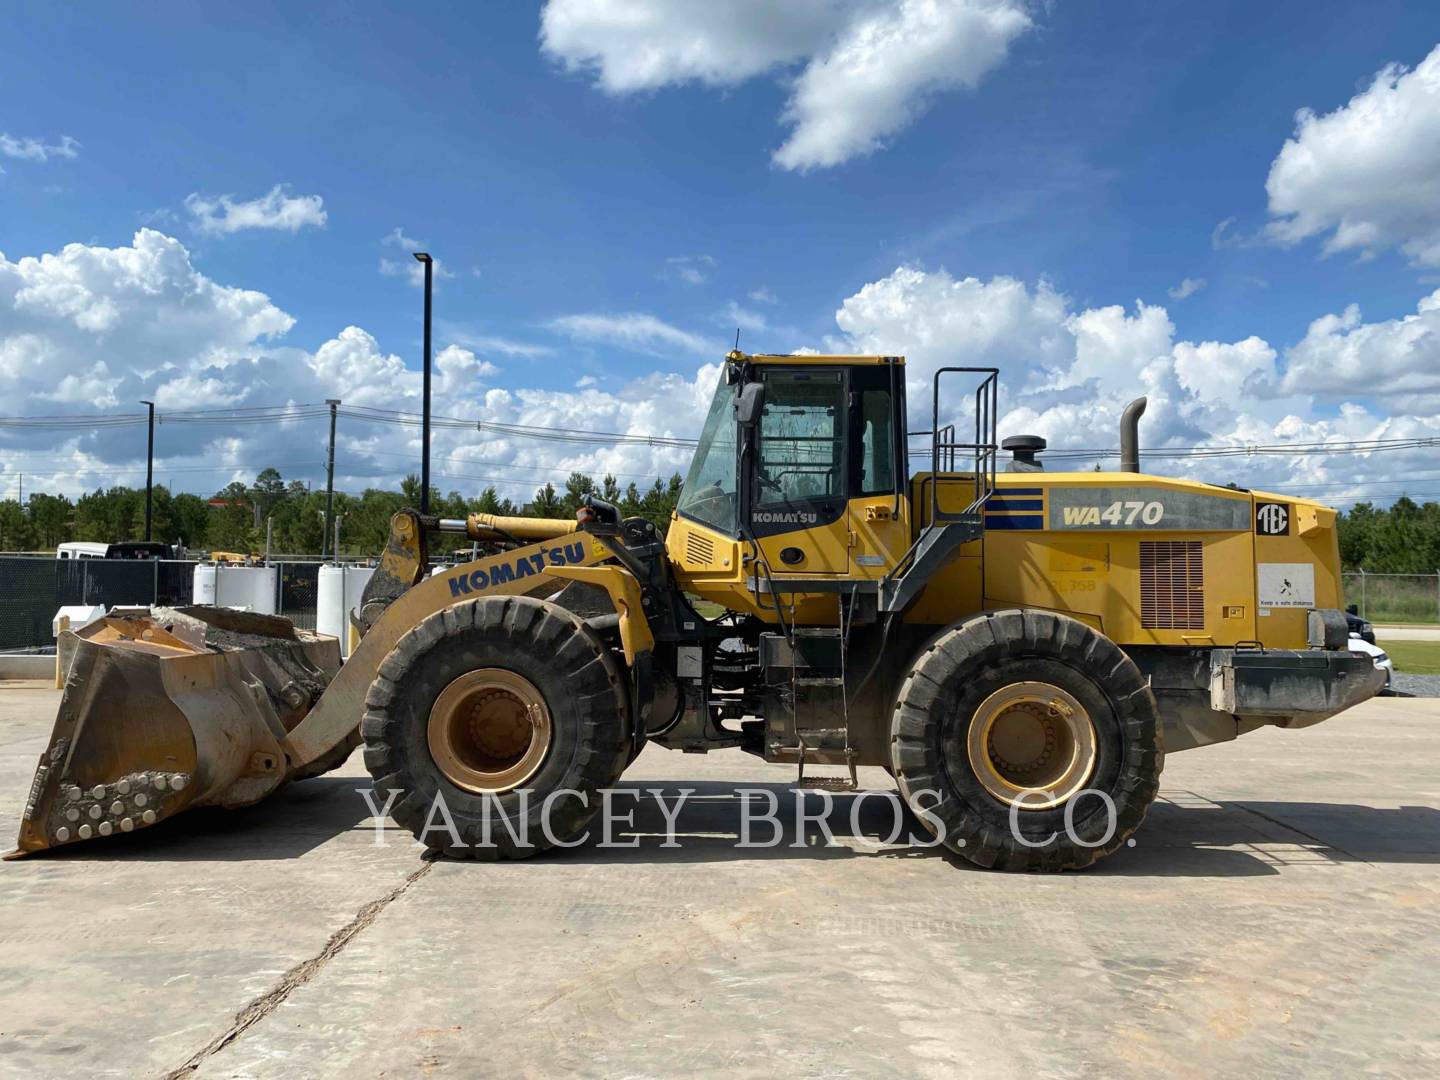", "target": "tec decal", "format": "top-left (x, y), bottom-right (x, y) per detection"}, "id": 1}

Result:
top-left (446, 542), bottom-right (586, 597)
